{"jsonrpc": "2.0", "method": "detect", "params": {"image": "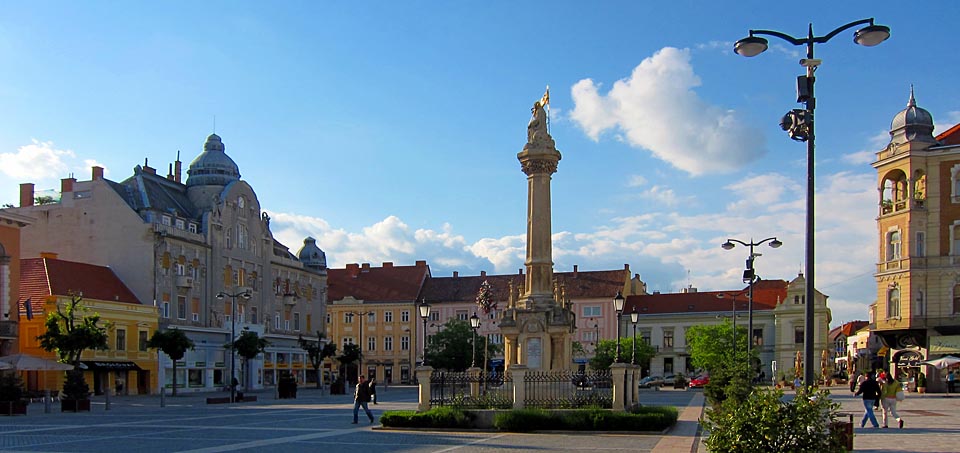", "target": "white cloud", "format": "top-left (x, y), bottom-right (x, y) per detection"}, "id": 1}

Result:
top-left (935, 111), bottom-right (960, 135)
top-left (724, 173), bottom-right (801, 212)
top-left (569, 47), bottom-right (766, 175)
top-left (0, 139), bottom-right (74, 180)
top-left (626, 175), bottom-right (647, 187)
top-left (640, 185), bottom-right (680, 207)
top-left (842, 130), bottom-right (888, 165)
